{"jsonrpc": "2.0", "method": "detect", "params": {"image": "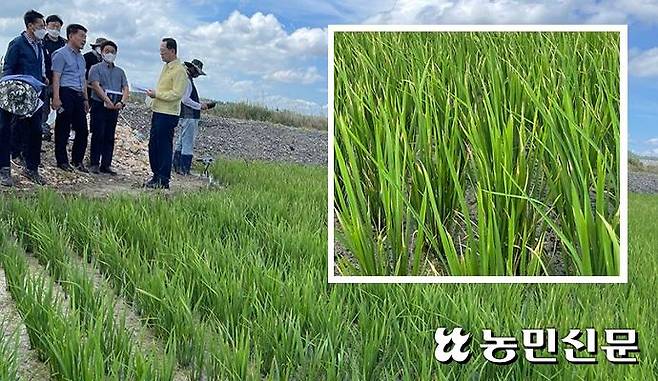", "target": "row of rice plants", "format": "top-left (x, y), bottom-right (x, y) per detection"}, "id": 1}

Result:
top-left (0, 160), bottom-right (654, 380)
top-left (0, 232), bottom-right (159, 380)
top-left (60, 163), bottom-right (334, 379)
top-left (1, 194), bottom-right (219, 379)
top-left (0, 160), bottom-right (333, 379)
top-left (0, 208), bottom-right (177, 380)
top-left (334, 31), bottom-right (620, 276)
